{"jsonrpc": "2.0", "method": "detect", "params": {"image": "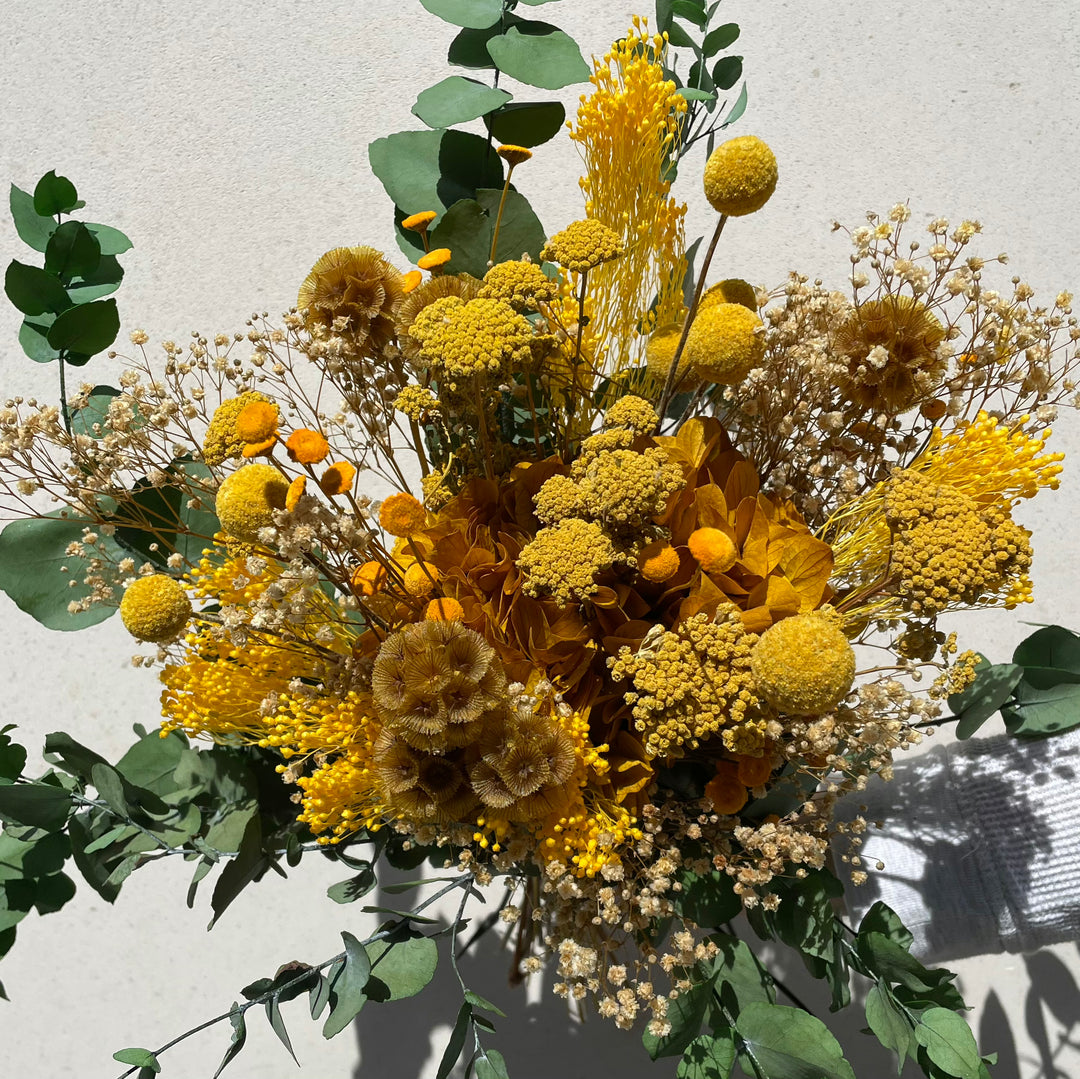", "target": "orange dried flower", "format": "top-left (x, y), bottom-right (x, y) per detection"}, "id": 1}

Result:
top-left (236, 400), bottom-right (279, 443)
top-left (351, 560), bottom-right (388, 597)
top-left (418, 248), bottom-right (452, 271)
top-left (319, 461), bottom-right (357, 496)
top-left (286, 428), bottom-right (330, 465)
top-left (734, 754), bottom-right (774, 788)
top-left (424, 596), bottom-right (465, 622)
top-left (285, 475), bottom-right (307, 512)
top-left (379, 492), bottom-right (427, 537)
top-left (403, 562), bottom-right (440, 597)
top-left (636, 540), bottom-right (680, 583)
top-left (402, 210), bottom-right (437, 232)
top-left (402, 269), bottom-right (423, 294)
top-left (688, 527), bottom-right (738, 574)
top-left (704, 762), bottom-right (748, 815)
